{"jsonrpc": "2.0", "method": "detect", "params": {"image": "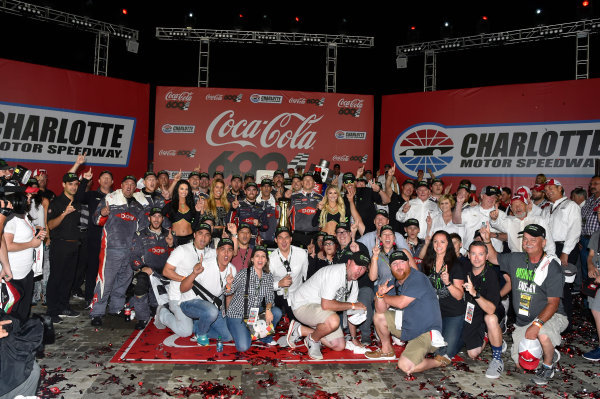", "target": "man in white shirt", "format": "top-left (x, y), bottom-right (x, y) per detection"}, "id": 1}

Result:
top-left (157, 223), bottom-right (216, 338)
top-left (490, 194), bottom-right (555, 254)
top-left (269, 226), bottom-right (308, 322)
top-left (396, 181), bottom-right (440, 240)
top-left (178, 238), bottom-right (236, 345)
top-left (453, 186), bottom-right (504, 254)
top-left (543, 178), bottom-right (581, 330)
top-left (286, 251), bottom-right (370, 360)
